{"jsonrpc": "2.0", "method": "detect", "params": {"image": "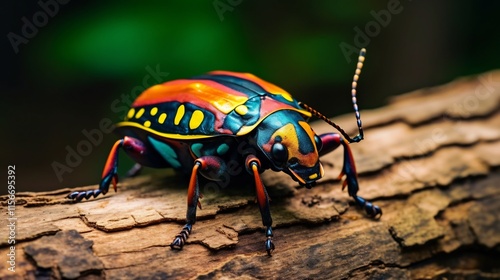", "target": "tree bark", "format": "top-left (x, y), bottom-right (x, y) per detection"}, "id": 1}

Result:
top-left (2, 71), bottom-right (500, 280)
